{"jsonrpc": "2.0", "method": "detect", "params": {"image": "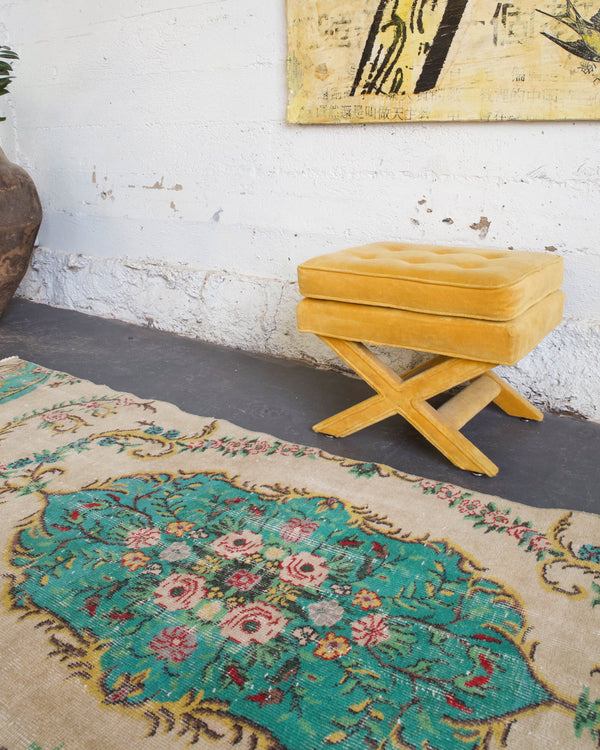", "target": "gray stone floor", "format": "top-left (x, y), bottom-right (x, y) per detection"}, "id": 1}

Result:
top-left (1, 298), bottom-right (599, 514)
